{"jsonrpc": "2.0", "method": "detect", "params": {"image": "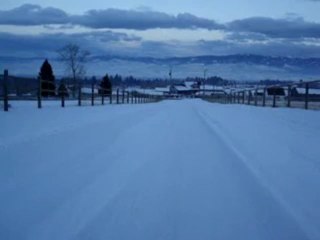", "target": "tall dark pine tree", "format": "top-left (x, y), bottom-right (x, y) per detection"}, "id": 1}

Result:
top-left (39, 59), bottom-right (56, 97)
top-left (100, 74), bottom-right (112, 96)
